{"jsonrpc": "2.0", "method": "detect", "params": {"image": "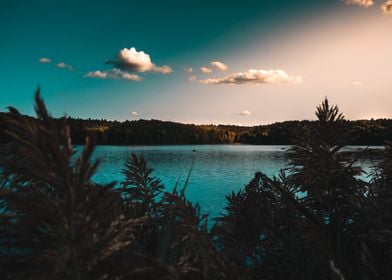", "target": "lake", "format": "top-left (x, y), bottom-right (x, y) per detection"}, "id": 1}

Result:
top-left (89, 145), bottom-right (380, 219)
